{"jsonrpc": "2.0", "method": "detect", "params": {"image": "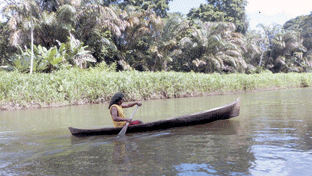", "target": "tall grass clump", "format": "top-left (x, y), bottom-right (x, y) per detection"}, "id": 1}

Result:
top-left (1, 68), bottom-right (312, 110)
